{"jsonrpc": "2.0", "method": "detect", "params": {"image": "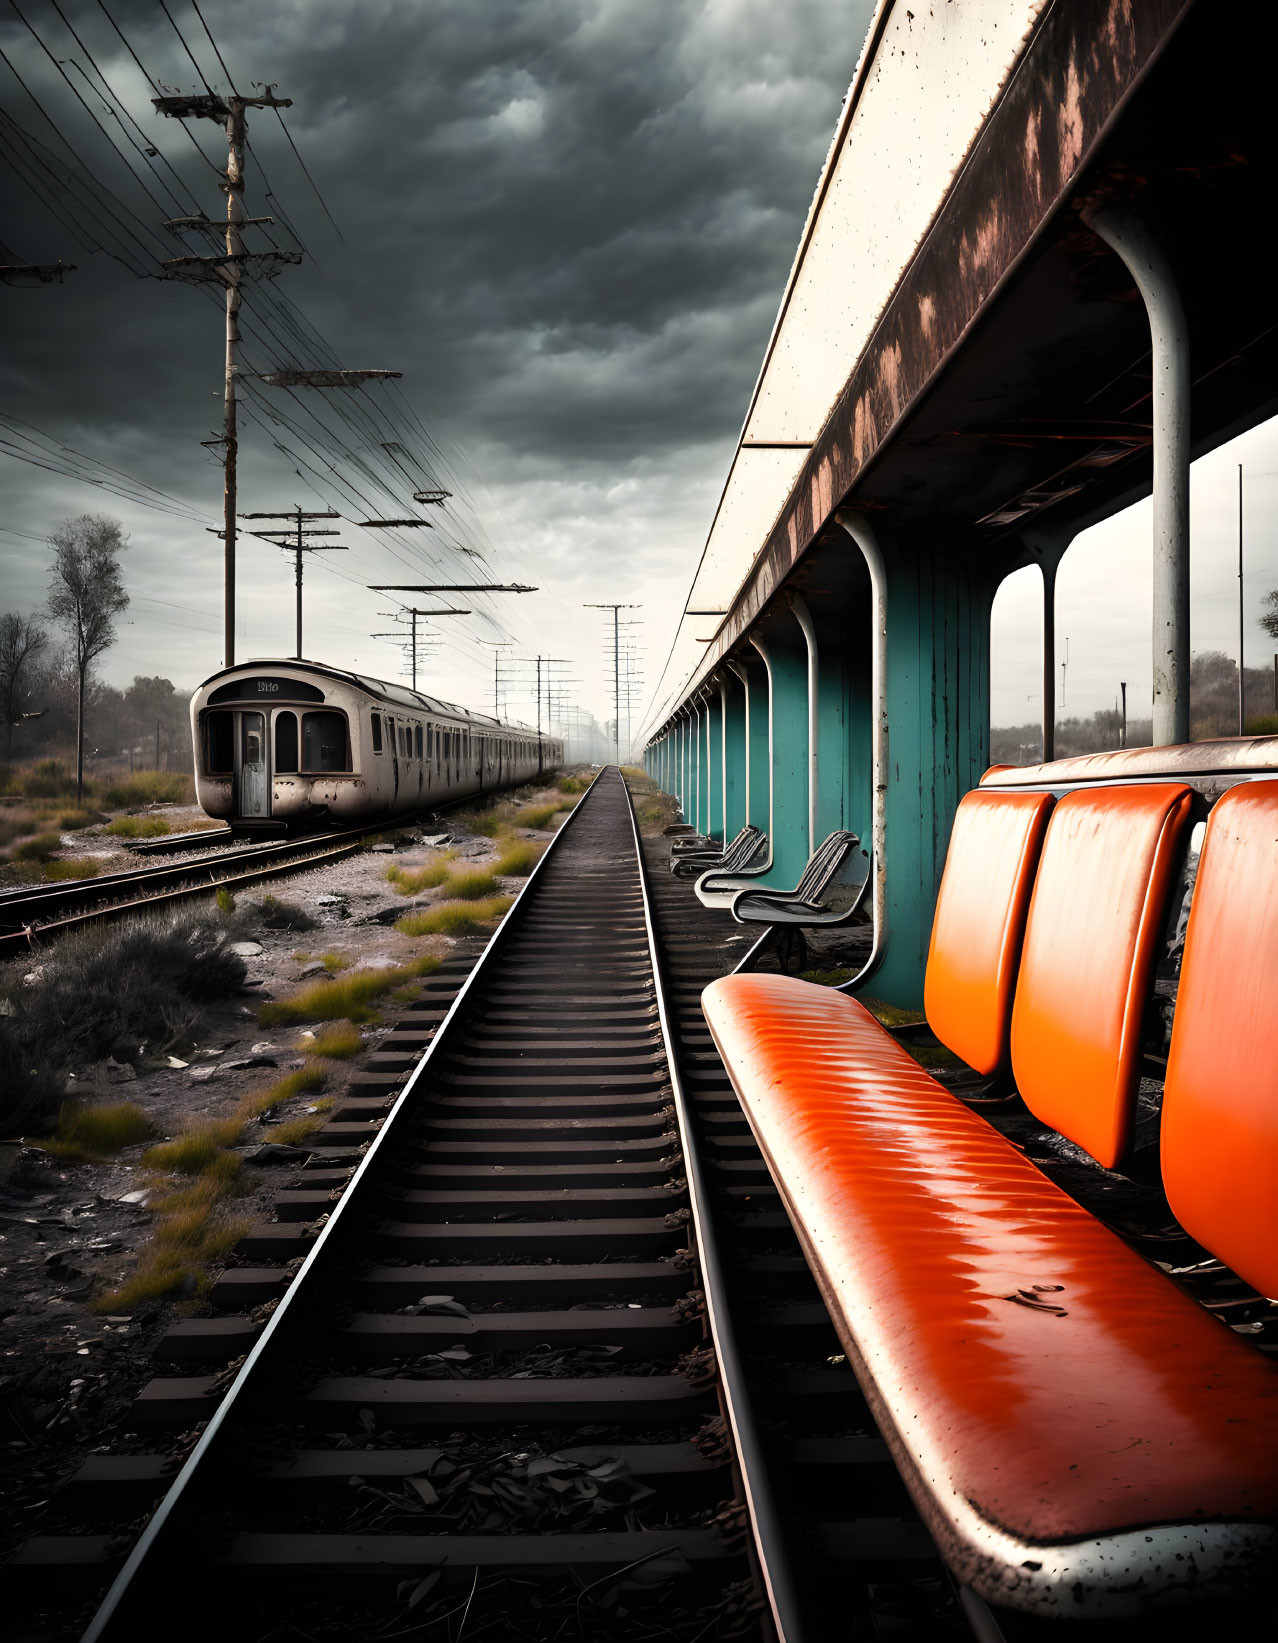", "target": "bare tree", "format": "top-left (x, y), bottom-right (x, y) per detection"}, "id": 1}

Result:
top-left (47, 514), bottom-right (129, 800)
top-left (0, 611), bottom-right (48, 759)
